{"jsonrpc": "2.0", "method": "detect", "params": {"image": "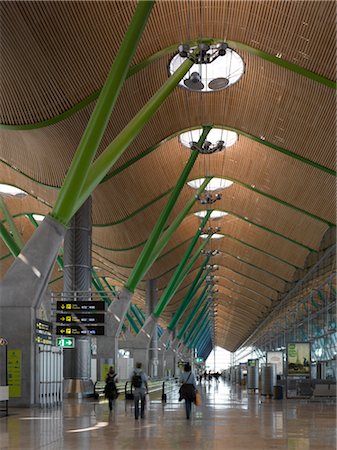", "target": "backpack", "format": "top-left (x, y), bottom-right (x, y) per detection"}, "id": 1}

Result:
top-left (131, 372), bottom-right (142, 388)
